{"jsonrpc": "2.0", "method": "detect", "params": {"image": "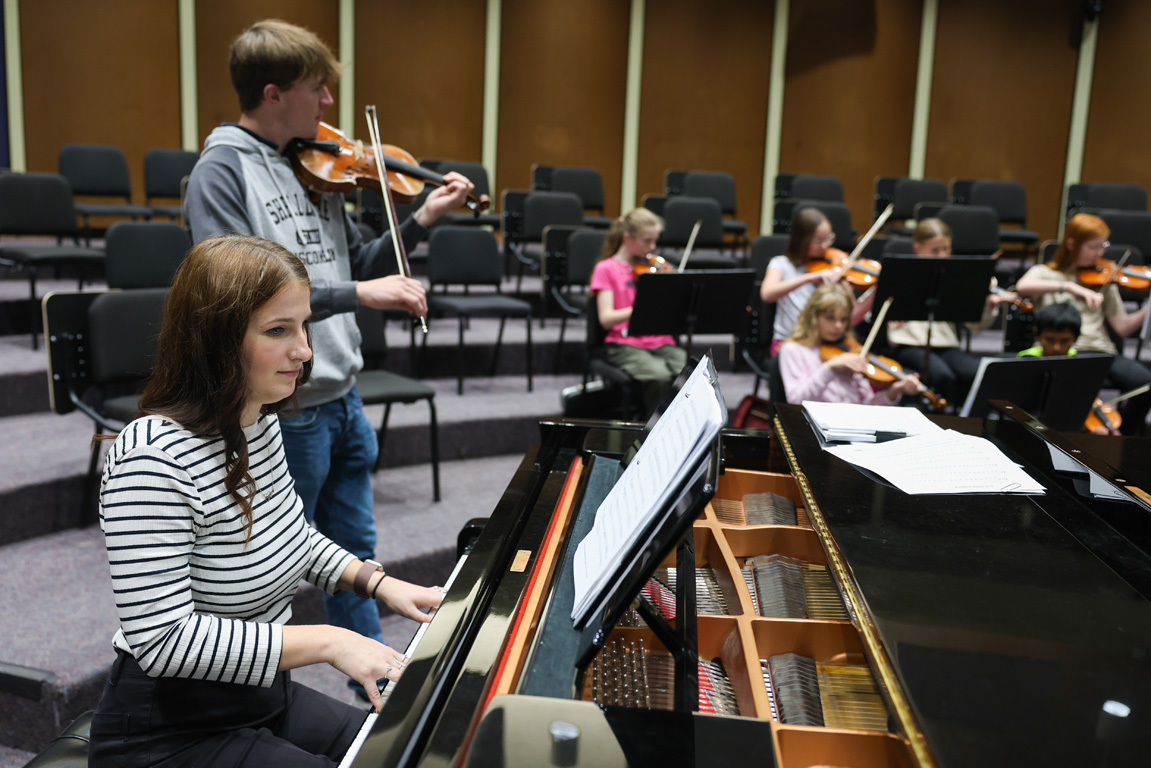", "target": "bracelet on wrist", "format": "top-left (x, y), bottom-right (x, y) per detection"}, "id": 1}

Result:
top-left (370, 573), bottom-right (387, 601)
